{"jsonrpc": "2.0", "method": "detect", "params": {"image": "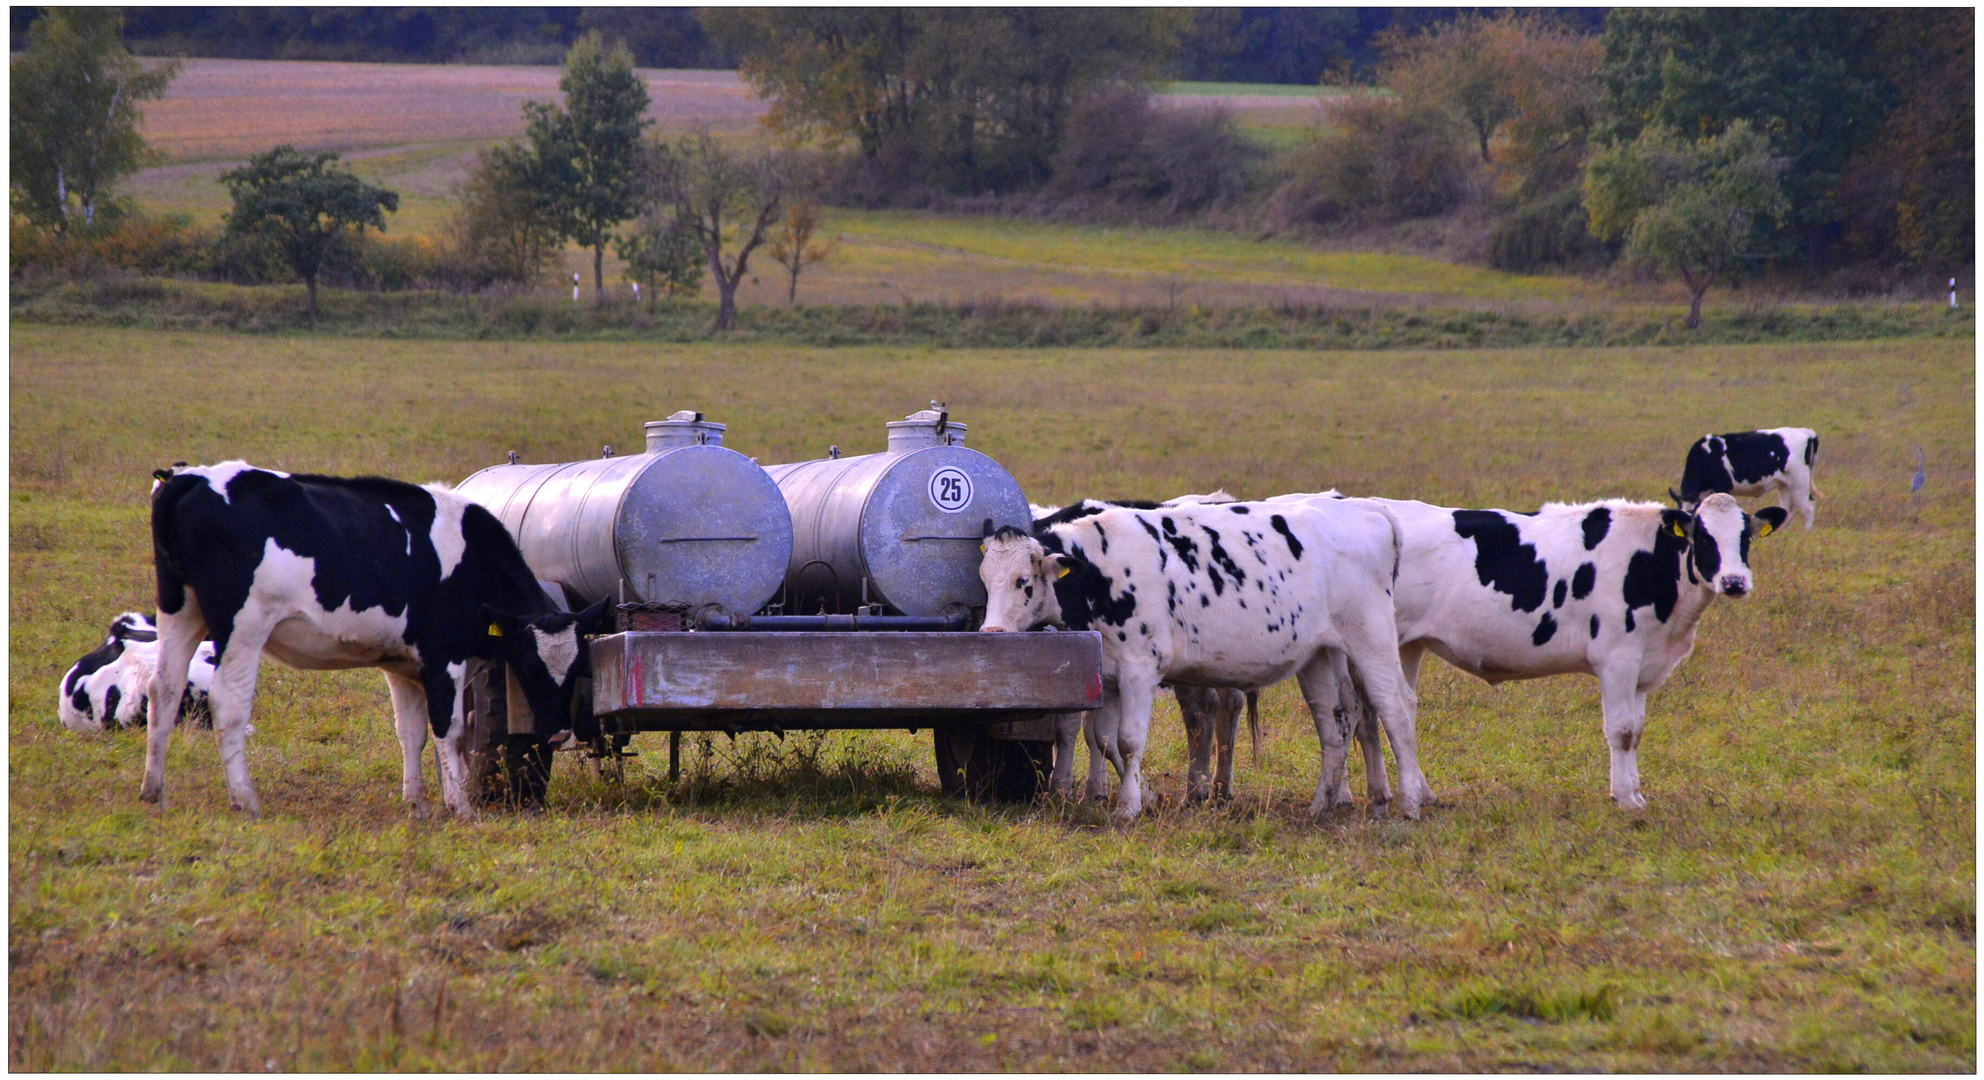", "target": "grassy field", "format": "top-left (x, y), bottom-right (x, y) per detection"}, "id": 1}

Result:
top-left (9, 326), bottom-right (1973, 1070)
